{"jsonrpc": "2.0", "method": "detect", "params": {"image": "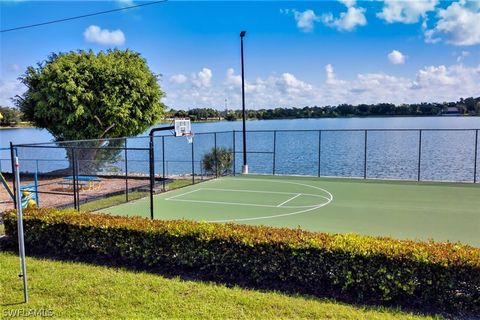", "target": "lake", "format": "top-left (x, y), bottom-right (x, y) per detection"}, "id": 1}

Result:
top-left (1, 117), bottom-right (480, 182)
